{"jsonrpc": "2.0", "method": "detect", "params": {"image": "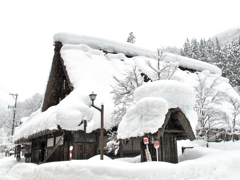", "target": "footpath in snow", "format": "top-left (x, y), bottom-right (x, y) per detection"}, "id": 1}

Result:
top-left (1, 140), bottom-right (240, 180)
